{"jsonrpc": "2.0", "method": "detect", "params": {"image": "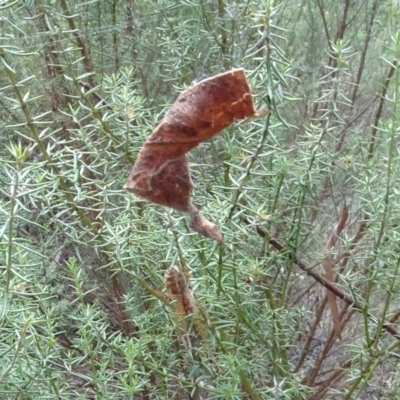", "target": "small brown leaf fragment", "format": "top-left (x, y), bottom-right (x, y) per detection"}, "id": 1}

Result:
top-left (322, 202), bottom-right (349, 339)
top-left (124, 69), bottom-right (255, 241)
top-left (189, 206), bottom-right (223, 243)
